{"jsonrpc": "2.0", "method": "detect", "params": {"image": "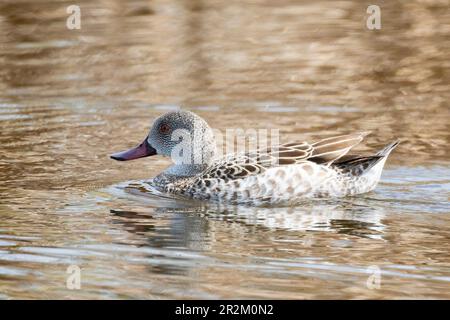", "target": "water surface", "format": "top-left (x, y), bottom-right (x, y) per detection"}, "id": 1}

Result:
top-left (0, 0), bottom-right (449, 299)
